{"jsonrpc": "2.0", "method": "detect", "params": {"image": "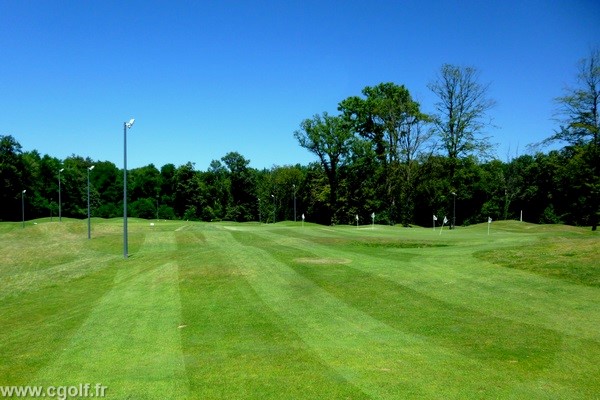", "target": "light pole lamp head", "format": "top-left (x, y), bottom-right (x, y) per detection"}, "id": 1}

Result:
top-left (89, 165), bottom-right (95, 171)
top-left (22, 190), bottom-right (26, 194)
top-left (126, 118), bottom-right (135, 129)
top-left (59, 168), bottom-right (64, 173)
